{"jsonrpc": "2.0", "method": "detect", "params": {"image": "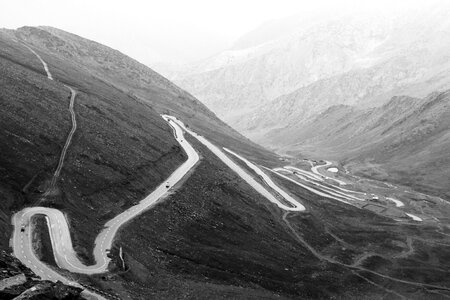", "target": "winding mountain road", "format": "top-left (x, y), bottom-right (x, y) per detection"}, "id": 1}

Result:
top-left (267, 167), bottom-right (354, 205)
top-left (23, 43), bottom-right (78, 199)
top-left (223, 148), bottom-right (305, 211)
top-left (275, 167), bottom-right (364, 202)
top-left (11, 45), bottom-right (437, 299)
top-left (11, 114), bottom-right (310, 296)
top-left (164, 116), bottom-right (305, 212)
top-left (311, 160), bottom-right (347, 185)
top-left (12, 116), bottom-right (199, 277)
top-left (20, 42), bottom-right (108, 300)
top-left (12, 114), bottom-right (310, 291)
top-left (272, 164), bottom-right (424, 222)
